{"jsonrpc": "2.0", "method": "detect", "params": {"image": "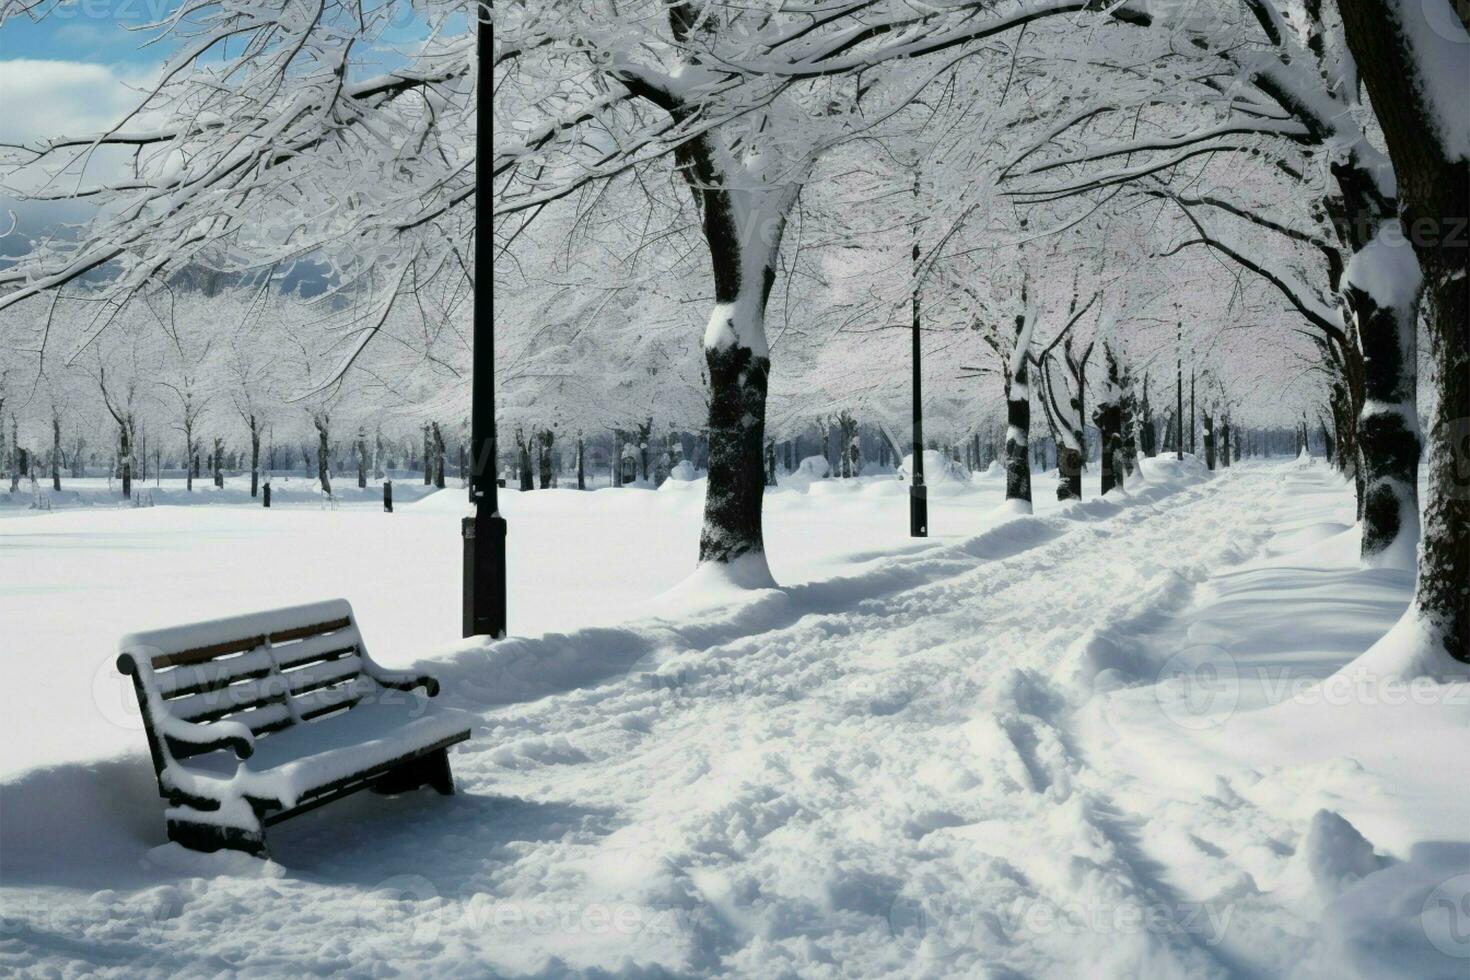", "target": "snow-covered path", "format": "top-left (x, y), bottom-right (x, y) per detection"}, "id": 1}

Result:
top-left (3, 461), bottom-right (1462, 978)
top-left (412, 460), bottom-right (1275, 978)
